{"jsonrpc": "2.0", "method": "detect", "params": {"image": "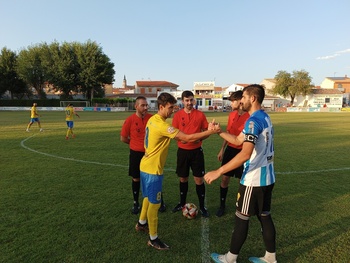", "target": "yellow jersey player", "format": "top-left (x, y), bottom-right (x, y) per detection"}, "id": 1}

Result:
top-left (26, 102), bottom-right (43, 132)
top-left (65, 104), bottom-right (80, 140)
top-left (135, 92), bottom-right (220, 250)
